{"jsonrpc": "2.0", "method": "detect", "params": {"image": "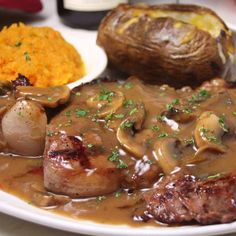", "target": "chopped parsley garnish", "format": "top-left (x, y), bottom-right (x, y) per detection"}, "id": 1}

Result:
top-left (158, 132), bottom-right (168, 138)
top-left (159, 172), bottom-right (165, 177)
top-left (200, 127), bottom-right (219, 143)
top-left (24, 51), bottom-right (31, 61)
top-left (124, 82), bottom-right (133, 90)
top-left (46, 131), bottom-right (54, 137)
top-left (188, 89), bottom-right (210, 104)
top-left (147, 160), bottom-right (153, 165)
top-left (75, 92), bottom-right (81, 96)
top-left (233, 111), bottom-right (236, 116)
top-left (151, 125), bottom-right (160, 132)
top-left (218, 114), bottom-right (228, 132)
top-left (123, 99), bottom-right (134, 108)
top-left (157, 115), bottom-right (165, 122)
top-left (108, 150), bottom-right (119, 162)
top-left (47, 96), bottom-right (52, 101)
top-left (117, 159), bottom-right (128, 169)
top-left (108, 149), bottom-right (128, 169)
top-left (105, 112), bottom-right (114, 121)
top-left (114, 113), bottom-right (125, 119)
top-left (121, 120), bottom-right (134, 129)
top-left (166, 98), bottom-right (179, 110)
top-left (15, 41), bottom-right (22, 47)
top-left (114, 190), bottom-right (121, 198)
top-left (184, 138), bottom-right (194, 145)
top-left (99, 89), bottom-right (114, 103)
top-left (199, 89), bottom-right (210, 98)
top-left (183, 107), bottom-right (192, 114)
top-left (76, 109), bottom-right (88, 117)
top-left (129, 107), bottom-right (138, 115)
